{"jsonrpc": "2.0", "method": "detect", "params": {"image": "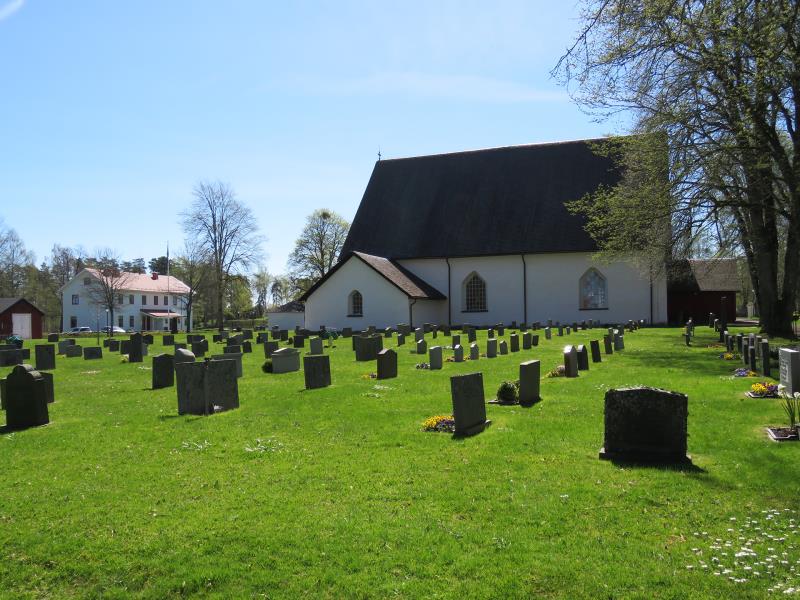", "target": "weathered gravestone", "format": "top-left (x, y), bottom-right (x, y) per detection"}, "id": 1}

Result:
top-left (377, 349), bottom-right (397, 379)
top-left (256, 332), bottom-right (269, 344)
top-left (576, 345), bottom-right (589, 371)
top-left (57, 340), bottom-right (72, 355)
top-left (749, 345), bottom-right (758, 373)
top-left (191, 342), bottom-right (206, 357)
top-left (557, 325), bottom-right (564, 337)
top-left (563, 345), bottom-right (579, 378)
top-left (599, 387), bottom-right (690, 464)
top-left (519, 360), bottom-right (541, 406)
top-left (242, 329), bottom-right (253, 340)
top-left (272, 347), bottom-right (300, 374)
top-left (142, 334), bottom-right (154, 345)
top-left (450, 372), bottom-right (490, 436)
top-left (224, 345), bottom-right (242, 354)
top-left (499, 340), bottom-right (508, 355)
top-left (416, 339), bottom-right (427, 355)
top-left (590, 340), bottom-right (602, 363)
top-left (83, 347), bottom-right (103, 360)
top-left (242, 341), bottom-right (252, 354)
top-left (429, 346), bottom-right (443, 370)
top-left (34, 344), bottom-right (55, 371)
top-left (355, 335), bottom-right (383, 361)
top-left (544, 327), bottom-right (551, 340)
top-left (604, 335), bottom-right (613, 355)
top-left (65, 345), bottom-right (83, 358)
top-left (3, 364), bottom-right (49, 429)
top-left (742, 339), bottom-right (750, 367)
top-left (47, 333), bottom-right (59, 343)
top-left (522, 332), bottom-right (532, 350)
top-left (614, 334), bottom-right (625, 351)
top-left (469, 343), bottom-right (479, 361)
top-left (531, 334), bottom-right (539, 347)
top-left (309, 337), bottom-right (323, 355)
top-left (174, 348), bottom-right (196, 367)
top-left (303, 354), bottom-right (331, 389)
top-left (486, 338), bottom-right (497, 358)
top-left (453, 344), bottom-right (464, 362)
top-left (414, 328), bottom-right (424, 343)
top-left (293, 335), bottom-right (306, 349)
top-left (736, 333), bottom-right (743, 352)
top-left (128, 333), bottom-right (144, 363)
top-left (397, 333), bottom-right (405, 346)
top-left (510, 334), bottom-right (519, 353)
top-left (497, 326), bottom-right (505, 336)
top-left (176, 359), bottom-right (239, 416)
top-left (0, 348), bottom-right (22, 367)
top-left (152, 354), bottom-right (174, 389)
top-left (263, 341), bottom-right (279, 358)
top-left (108, 339), bottom-right (120, 352)
top-left (779, 348), bottom-right (800, 396)
top-left (761, 340), bottom-right (771, 378)
top-left (211, 353), bottom-right (242, 378)
top-left (467, 329), bottom-right (477, 343)
top-left (163, 335), bottom-right (175, 346)
top-left (452, 334), bottom-right (461, 347)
